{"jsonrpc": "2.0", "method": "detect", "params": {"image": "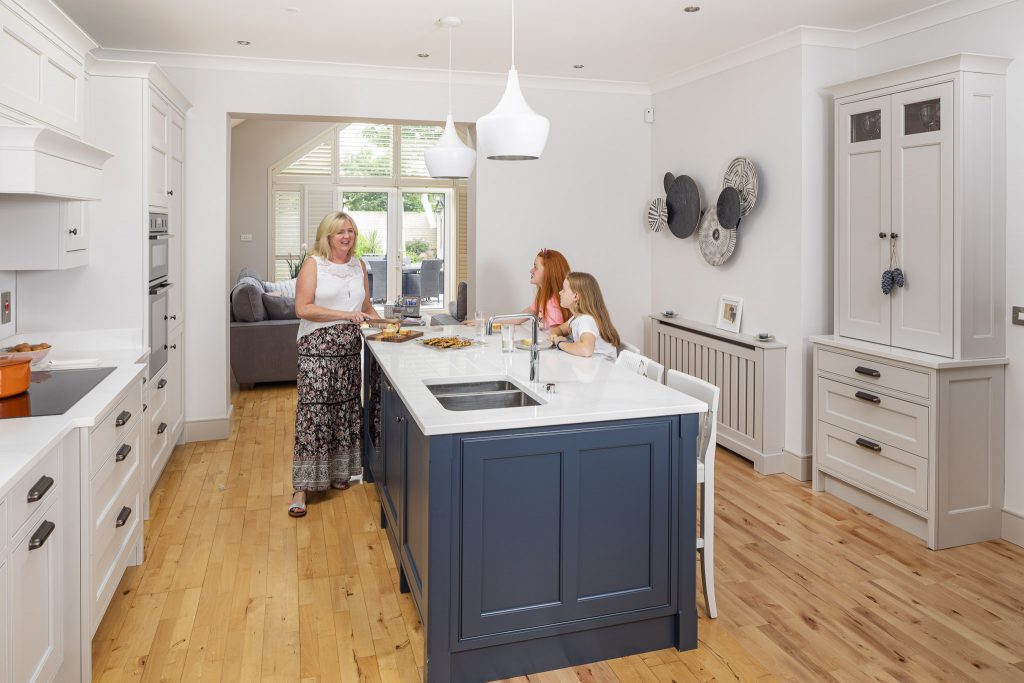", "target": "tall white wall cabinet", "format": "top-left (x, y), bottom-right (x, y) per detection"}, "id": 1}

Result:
top-left (813, 54), bottom-right (1010, 549)
top-left (86, 58), bottom-right (190, 511)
